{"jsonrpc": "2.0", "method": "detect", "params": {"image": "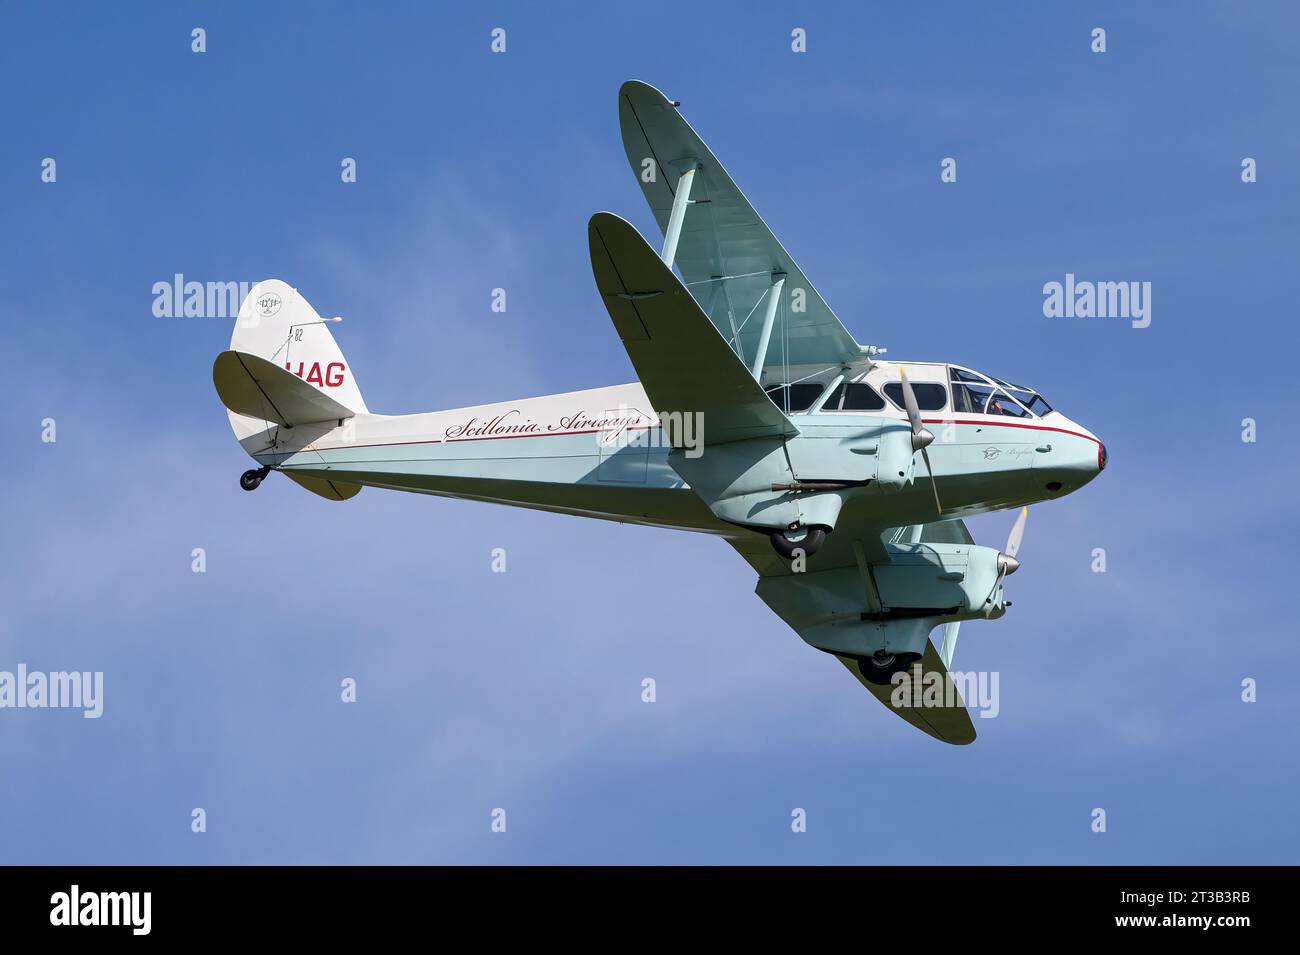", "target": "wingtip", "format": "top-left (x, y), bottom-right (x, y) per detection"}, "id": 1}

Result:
top-left (619, 79), bottom-right (672, 107)
top-left (587, 210), bottom-right (631, 234)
